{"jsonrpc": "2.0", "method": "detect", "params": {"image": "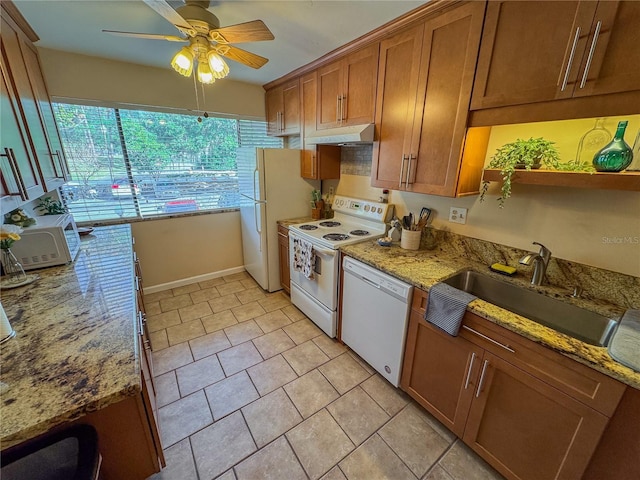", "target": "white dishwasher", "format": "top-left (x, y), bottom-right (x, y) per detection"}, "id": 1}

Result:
top-left (341, 256), bottom-right (413, 387)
